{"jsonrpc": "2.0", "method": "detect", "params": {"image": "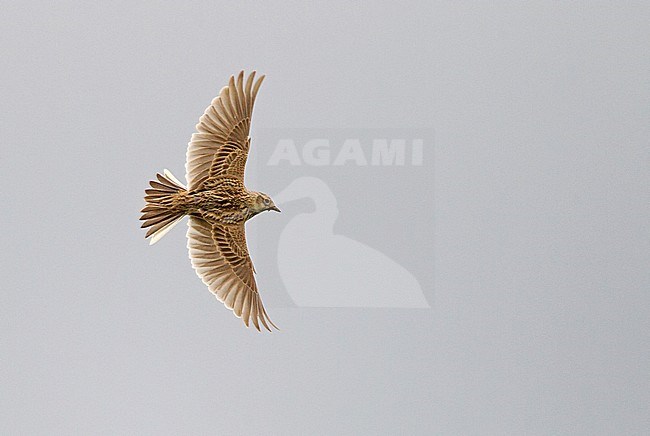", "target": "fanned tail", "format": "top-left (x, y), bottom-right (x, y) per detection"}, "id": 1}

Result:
top-left (140, 169), bottom-right (187, 245)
